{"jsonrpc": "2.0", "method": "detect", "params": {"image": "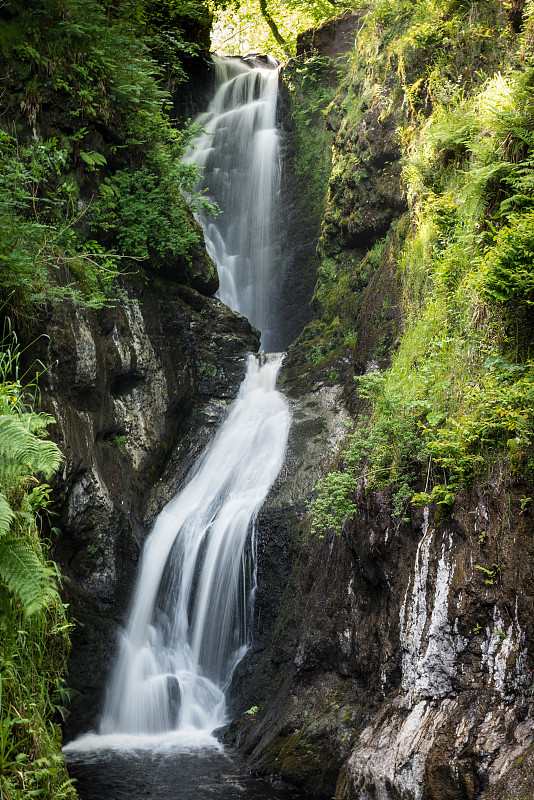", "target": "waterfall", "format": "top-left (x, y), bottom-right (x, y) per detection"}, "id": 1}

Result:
top-left (66, 56), bottom-right (291, 752)
top-left (185, 55), bottom-right (282, 351)
top-left (101, 354), bottom-right (290, 739)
